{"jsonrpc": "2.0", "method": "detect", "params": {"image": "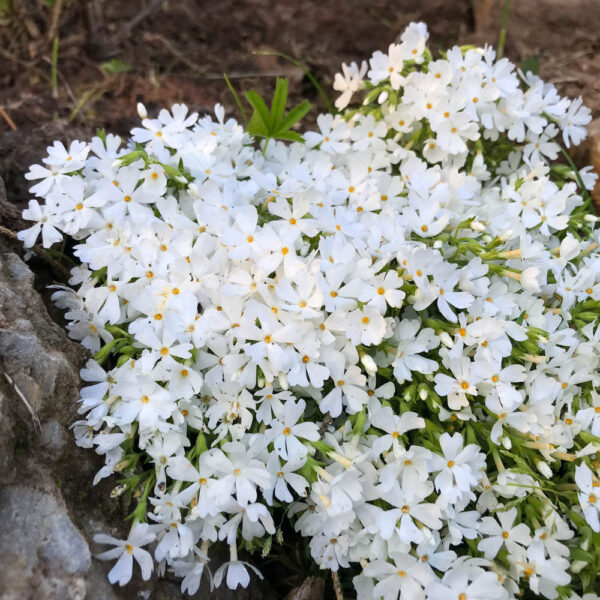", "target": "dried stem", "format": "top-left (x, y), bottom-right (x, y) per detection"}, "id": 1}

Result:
top-left (331, 570), bottom-right (344, 600)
